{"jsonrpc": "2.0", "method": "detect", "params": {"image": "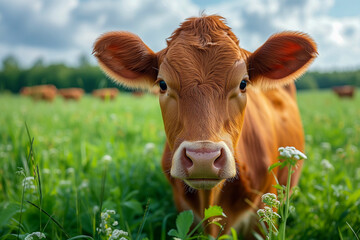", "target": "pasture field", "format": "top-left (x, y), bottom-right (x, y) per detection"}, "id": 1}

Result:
top-left (0, 90), bottom-right (359, 239)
